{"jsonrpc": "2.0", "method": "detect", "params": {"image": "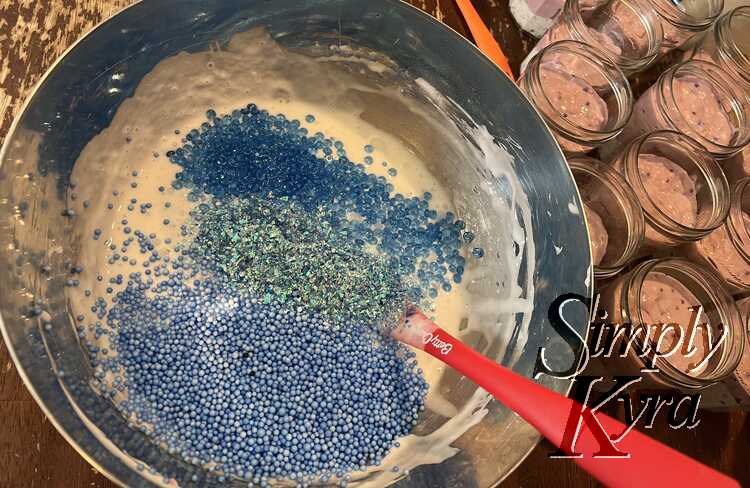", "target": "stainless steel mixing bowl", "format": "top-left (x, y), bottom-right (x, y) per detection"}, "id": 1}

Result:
top-left (0, 1), bottom-right (592, 486)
